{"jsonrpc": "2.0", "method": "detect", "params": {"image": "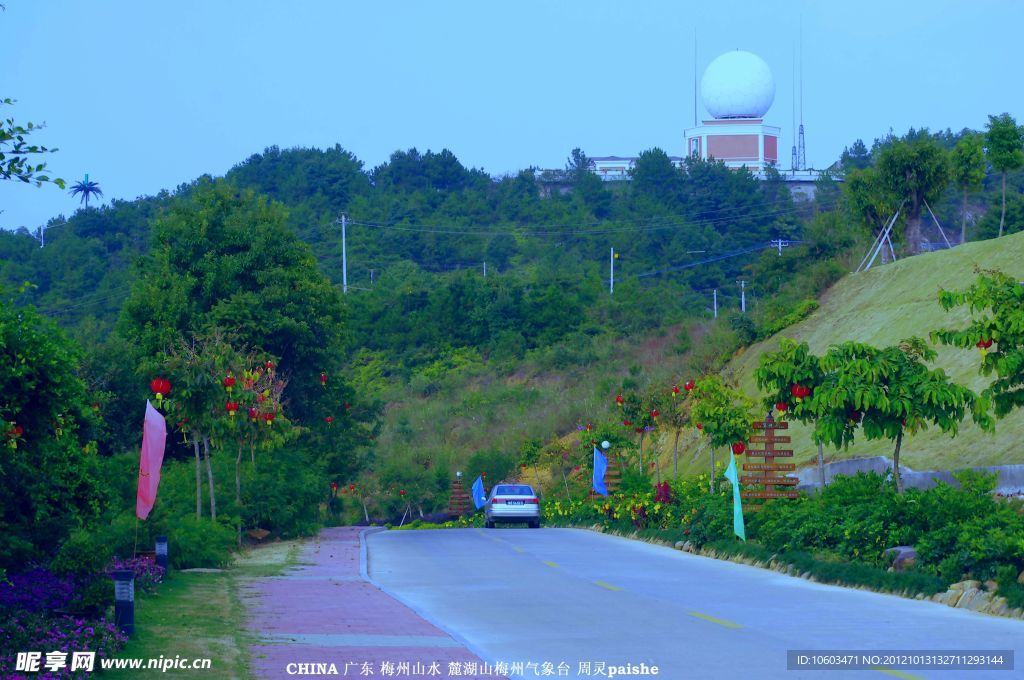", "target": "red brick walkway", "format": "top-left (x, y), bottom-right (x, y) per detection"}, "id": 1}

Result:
top-left (241, 527), bottom-right (505, 680)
